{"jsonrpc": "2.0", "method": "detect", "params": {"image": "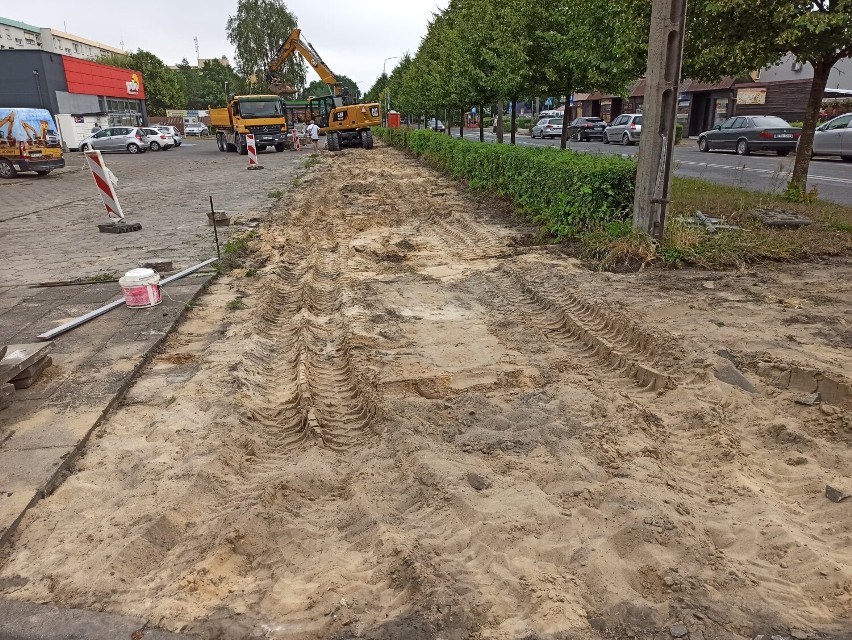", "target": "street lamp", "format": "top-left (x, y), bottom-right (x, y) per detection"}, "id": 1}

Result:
top-left (224, 81), bottom-right (229, 102)
top-left (383, 56), bottom-right (398, 124)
